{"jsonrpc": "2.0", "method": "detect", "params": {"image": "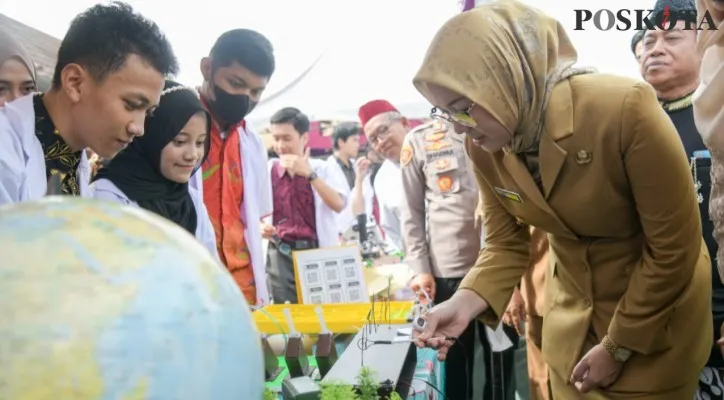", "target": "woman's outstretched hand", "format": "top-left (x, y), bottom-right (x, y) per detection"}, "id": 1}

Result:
top-left (412, 289), bottom-right (488, 361)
